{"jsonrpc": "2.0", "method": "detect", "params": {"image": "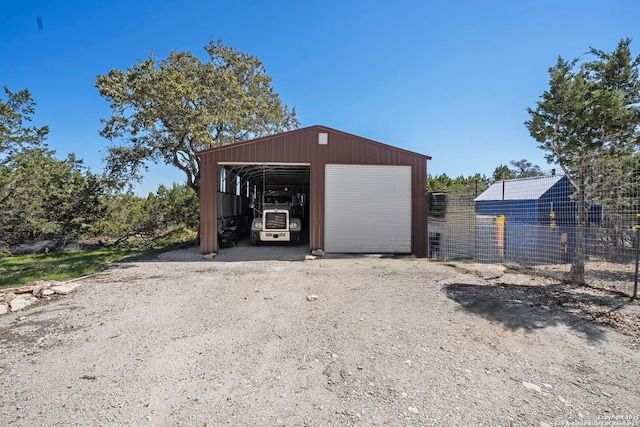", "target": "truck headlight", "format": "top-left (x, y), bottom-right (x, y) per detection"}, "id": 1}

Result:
top-left (290, 223), bottom-right (298, 229)
top-left (253, 221), bottom-right (262, 229)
